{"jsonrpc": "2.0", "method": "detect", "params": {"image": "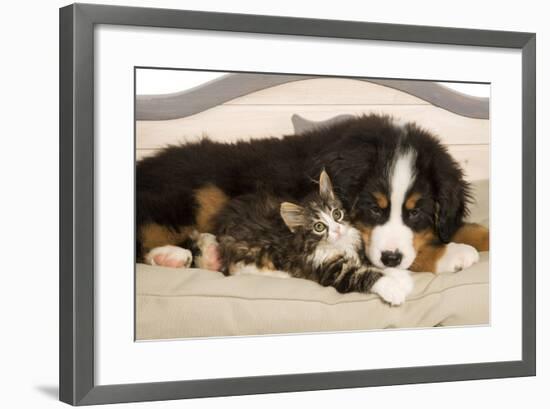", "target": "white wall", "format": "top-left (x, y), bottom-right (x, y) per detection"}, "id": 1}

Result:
top-left (135, 69), bottom-right (490, 97)
top-left (0, 0), bottom-right (546, 408)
